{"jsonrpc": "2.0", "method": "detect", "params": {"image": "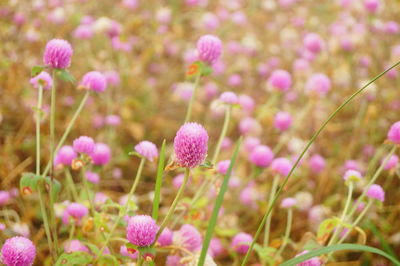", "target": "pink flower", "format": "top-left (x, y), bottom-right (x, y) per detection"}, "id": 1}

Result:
top-left (79, 71), bottom-right (107, 92)
top-left (219, 91), bottom-right (238, 105)
top-left (387, 121), bottom-right (400, 144)
top-left (30, 71), bottom-right (53, 90)
top-left (54, 145), bottom-right (77, 166)
top-left (343, 170), bottom-right (363, 182)
top-left (91, 143), bottom-right (111, 165)
top-left (364, 0), bottom-right (380, 13)
top-left (271, 157), bottom-right (293, 177)
top-left (86, 171), bottom-right (100, 184)
top-left (217, 160), bottom-right (231, 175)
top-left (135, 141), bottom-right (158, 162)
top-left (1, 236), bottom-right (36, 266)
top-left (231, 232), bottom-right (252, 254)
top-left (383, 154), bottom-right (399, 170)
top-left (238, 94), bottom-right (255, 113)
top-left (309, 154), bottom-right (326, 174)
top-left (366, 184), bottom-right (385, 202)
top-left (197, 35), bottom-right (222, 64)
top-left (173, 224), bottom-right (202, 251)
top-left (209, 237), bottom-right (224, 257)
top-left (295, 250), bottom-right (322, 266)
top-left (281, 197), bottom-right (297, 208)
top-left (249, 145), bottom-right (274, 168)
top-left (73, 136), bottom-right (95, 155)
top-left (174, 123), bottom-right (209, 168)
top-left (268, 70), bottom-right (292, 91)
top-left (158, 228), bottom-right (173, 246)
top-left (43, 39), bottom-right (73, 69)
top-left (274, 111), bottom-right (292, 131)
top-left (64, 240), bottom-right (89, 253)
top-left (126, 215), bottom-right (158, 247)
top-left (303, 33), bottom-right (325, 54)
top-left (306, 73), bottom-right (331, 97)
